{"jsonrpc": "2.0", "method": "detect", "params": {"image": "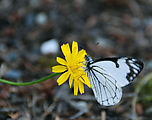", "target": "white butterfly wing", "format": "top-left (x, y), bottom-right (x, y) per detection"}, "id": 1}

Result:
top-left (87, 57), bottom-right (143, 106)
top-left (90, 57), bottom-right (143, 87)
top-left (88, 67), bottom-right (122, 106)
